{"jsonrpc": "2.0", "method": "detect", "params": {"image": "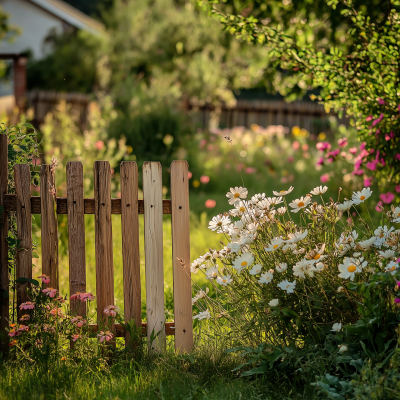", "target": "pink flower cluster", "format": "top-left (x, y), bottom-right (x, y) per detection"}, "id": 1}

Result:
top-left (19, 301), bottom-right (35, 310)
top-left (8, 324), bottom-right (29, 337)
top-left (42, 288), bottom-right (58, 298)
top-left (70, 292), bottom-right (96, 302)
top-left (71, 316), bottom-right (87, 327)
top-left (37, 274), bottom-right (50, 284)
top-left (104, 305), bottom-right (120, 318)
top-left (97, 330), bottom-right (113, 343)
